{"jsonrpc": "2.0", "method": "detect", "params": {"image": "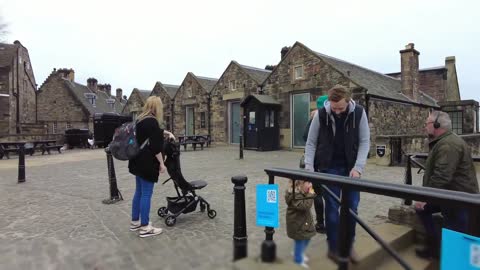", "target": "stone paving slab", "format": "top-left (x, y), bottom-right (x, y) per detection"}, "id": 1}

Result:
top-left (0, 146), bottom-right (475, 269)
